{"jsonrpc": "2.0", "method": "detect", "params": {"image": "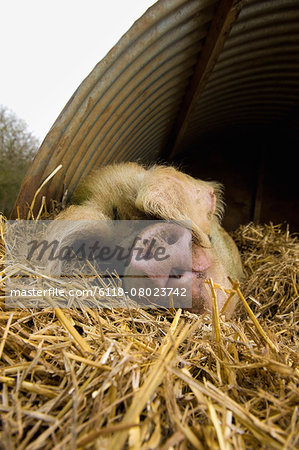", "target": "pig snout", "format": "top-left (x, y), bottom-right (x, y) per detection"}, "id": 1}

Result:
top-left (128, 223), bottom-right (192, 283)
top-left (124, 223), bottom-right (212, 310)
